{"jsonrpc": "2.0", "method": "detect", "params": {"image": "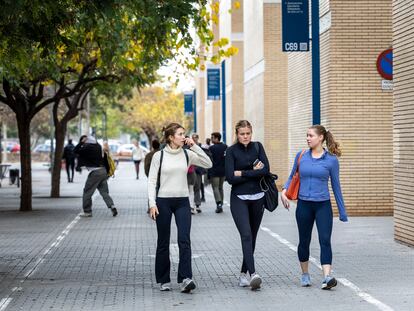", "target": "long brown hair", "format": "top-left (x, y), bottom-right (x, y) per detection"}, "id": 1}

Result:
top-left (162, 122), bottom-right (185, 145)
top-left (309, 125), bottom-right (342, 157)
top-left (234, 120), bottom-right (252, 143)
